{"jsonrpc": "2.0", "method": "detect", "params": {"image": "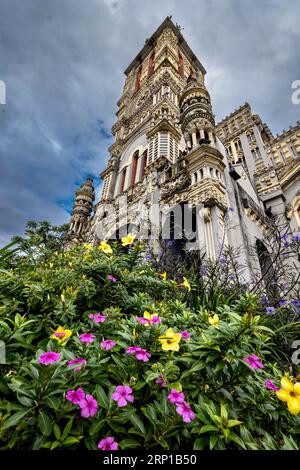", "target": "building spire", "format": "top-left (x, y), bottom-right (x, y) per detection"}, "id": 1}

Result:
top-left (68, 177), bottom-right (95, 236)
